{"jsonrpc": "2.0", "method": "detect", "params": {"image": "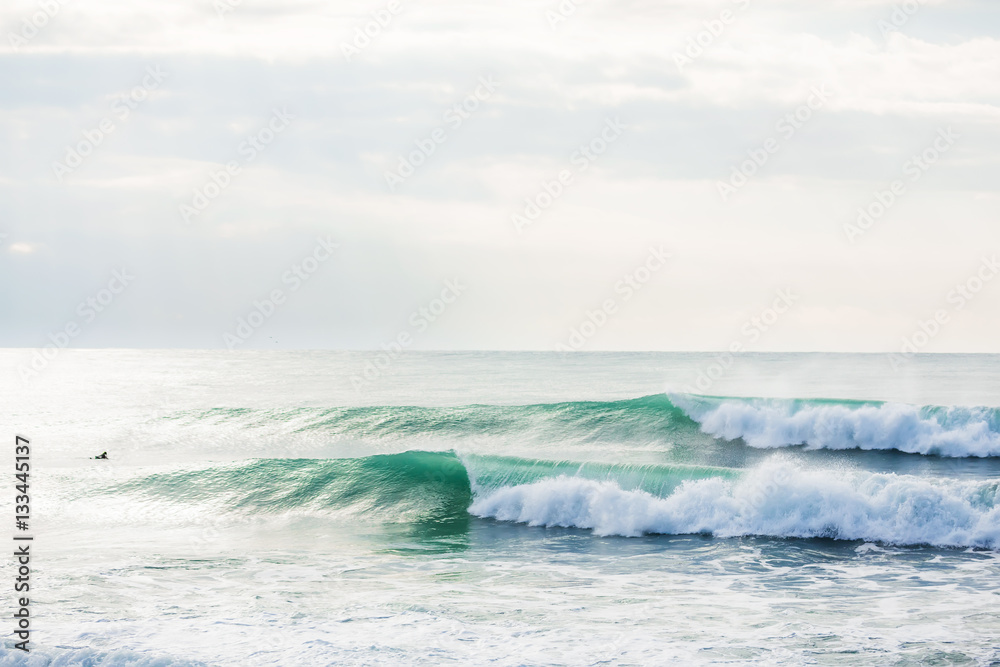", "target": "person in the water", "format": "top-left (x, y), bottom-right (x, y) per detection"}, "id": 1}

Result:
top-left (95, 452), bottom-right (108, 459)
